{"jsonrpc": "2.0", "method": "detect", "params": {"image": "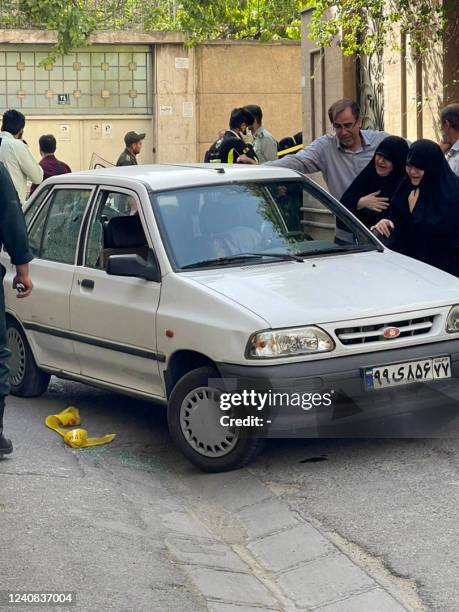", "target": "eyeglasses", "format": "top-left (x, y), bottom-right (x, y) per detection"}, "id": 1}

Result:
top-left (332, 120), bottom-right (358, 131)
